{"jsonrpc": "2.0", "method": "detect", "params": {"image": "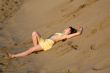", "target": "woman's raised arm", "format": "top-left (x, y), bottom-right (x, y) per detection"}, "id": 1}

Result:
top-left (66, 26), bottom-right (83, 39)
